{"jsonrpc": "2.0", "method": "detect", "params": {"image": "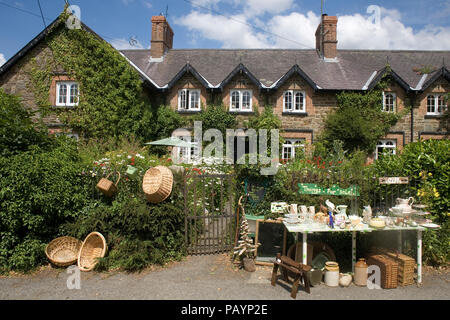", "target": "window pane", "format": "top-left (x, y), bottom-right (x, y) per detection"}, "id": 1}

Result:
top-left (384, 93), bottom-right (394, 112)
top-left (283, 145), bottom-right (292, 160)
top-left (190, 91), bottom-right (200, 109)
top-left (180, 90), bottom-right (187, 109)
top-left (231, 91), bottom-right (240, 110)
top-left (427, 95), bottom-right (435, 113)
top-left (284, 91), bottom-right (292, 110)
top-left (242, 91), bottom-right (251, 110)
top-left (437, 95), bottom-right (445, 113)
top-left (58, 84), bottom-right (67, 104)
top-left (70, 84), bottom-right (79, 105)
top-left (295, 92), bottom-right (304, 111)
